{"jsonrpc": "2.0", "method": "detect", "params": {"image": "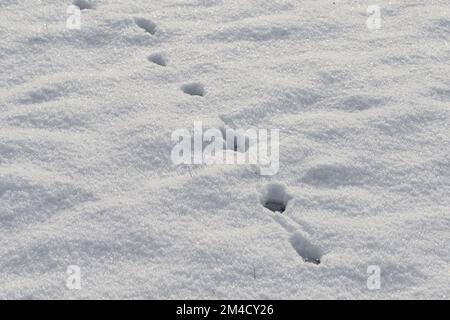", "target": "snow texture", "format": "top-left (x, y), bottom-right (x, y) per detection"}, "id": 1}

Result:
top-left (0, 0), bottom-right (449, 299)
